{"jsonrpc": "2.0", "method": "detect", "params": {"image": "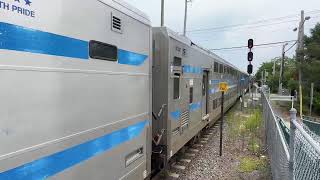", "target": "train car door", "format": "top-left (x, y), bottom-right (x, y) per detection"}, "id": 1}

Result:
top-left (202, 70), bottom-right (209, 118)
